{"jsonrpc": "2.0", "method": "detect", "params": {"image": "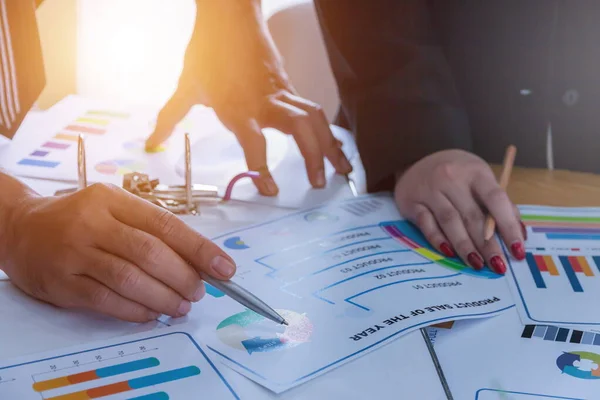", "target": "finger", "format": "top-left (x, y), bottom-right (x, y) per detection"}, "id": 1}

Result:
top-left (427, 194), bottom-right (484, 270)
top-left (261, 98), bottom-right (326, 188)
top-left (473, 172), bottom-right (525, 261)
top-left (278, 92), bottom-right (352, 174)
top-left (514, 204), bottom-right (528, 240)
top-left (146, 85), bottom-right (195, 150)
top-left (410, 204), bottom-right (455, 257)
top-left (444, 185), bottom-right (507, 274)
top-left (97, 220), bottom-right (205, 303)
top-left (107, 189), bottom-right (236, 280)
top-left (62, 275), bottom-right (159, 323)
top-left (222, 116), bottom-right (279, 196)
top-left (85, 248), bottom-right (196, 318)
